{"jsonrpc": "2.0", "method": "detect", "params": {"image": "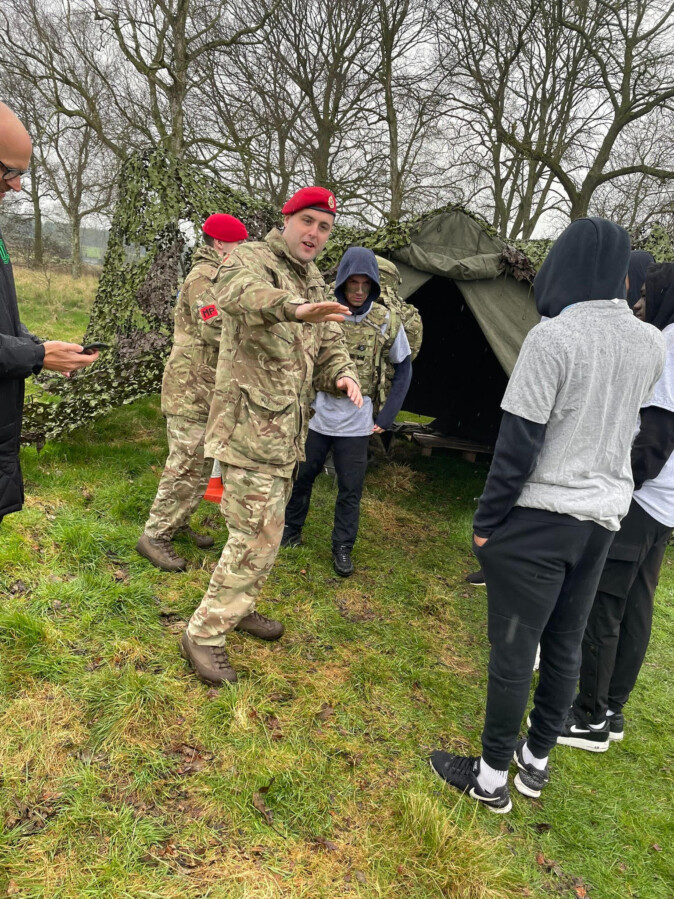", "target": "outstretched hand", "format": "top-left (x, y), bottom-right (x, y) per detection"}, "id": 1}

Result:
top-left (336, 377), bottom-right (363, 408)
top-left (295, 301), bottom-right (352, 323)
